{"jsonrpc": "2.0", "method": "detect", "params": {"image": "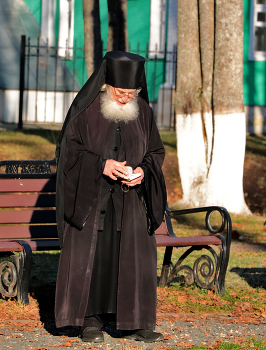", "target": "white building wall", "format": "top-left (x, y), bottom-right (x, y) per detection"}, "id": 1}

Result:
top-left (0, 89), bottom-right (77, 124)
top-left (0, 90), bottom-right (20, 123)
